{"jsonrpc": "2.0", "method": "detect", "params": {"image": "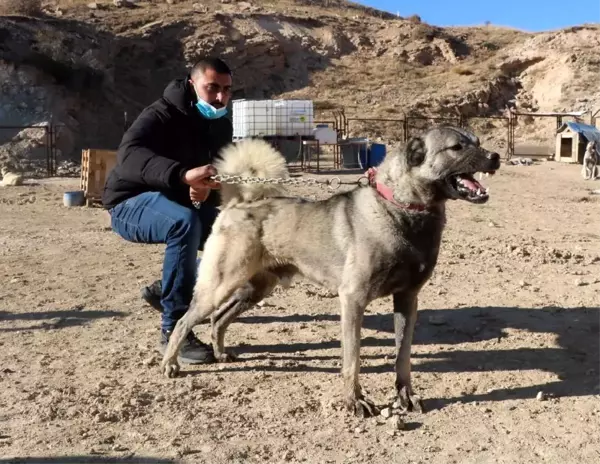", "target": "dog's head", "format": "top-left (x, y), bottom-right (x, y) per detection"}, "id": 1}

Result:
top-left (586, 141), bottom-right (598, 158)
top-left (393, 125), bottom-right (501, 205)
